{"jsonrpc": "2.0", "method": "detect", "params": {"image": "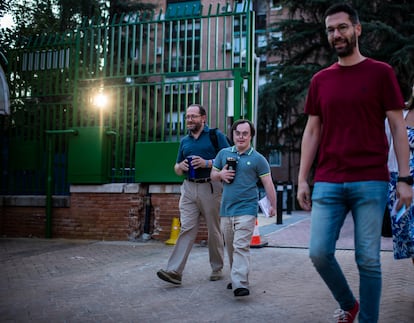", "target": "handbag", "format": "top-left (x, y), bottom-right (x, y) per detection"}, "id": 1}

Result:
top-left (390, 202), bottom-right (414, 260)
